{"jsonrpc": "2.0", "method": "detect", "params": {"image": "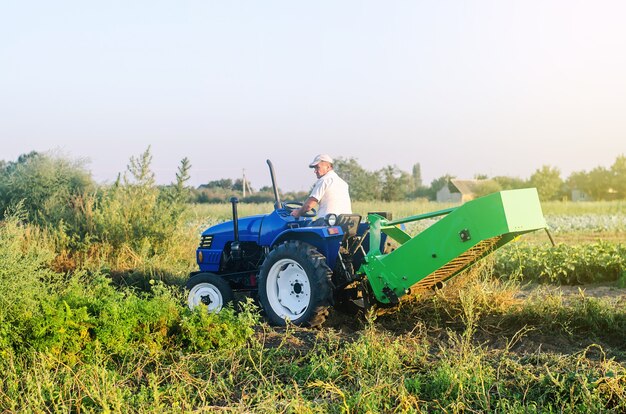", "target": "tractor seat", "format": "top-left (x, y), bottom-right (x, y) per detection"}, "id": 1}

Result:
top-left (336, 214), bottom-right (361, 238)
